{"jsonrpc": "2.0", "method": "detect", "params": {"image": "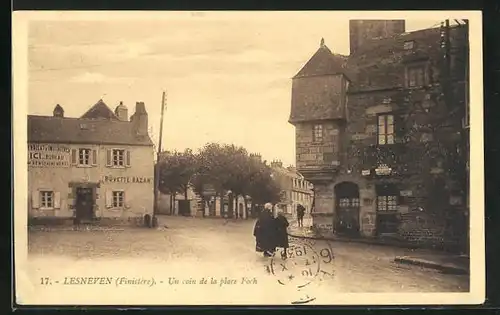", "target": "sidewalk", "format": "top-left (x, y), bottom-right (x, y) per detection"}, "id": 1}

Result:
top-left (287, 222), bottom-right (469, 275)
top-left (394, 253), bottom-right (469, 275)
